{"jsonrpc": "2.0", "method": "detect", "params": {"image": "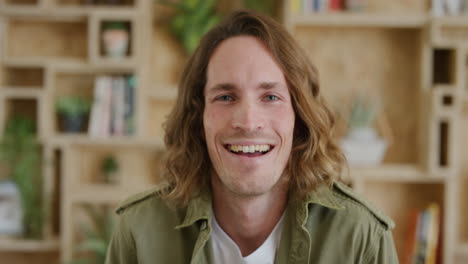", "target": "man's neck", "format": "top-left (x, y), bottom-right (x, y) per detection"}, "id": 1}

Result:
top-left (211, 182), bottom-right (288, 257)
